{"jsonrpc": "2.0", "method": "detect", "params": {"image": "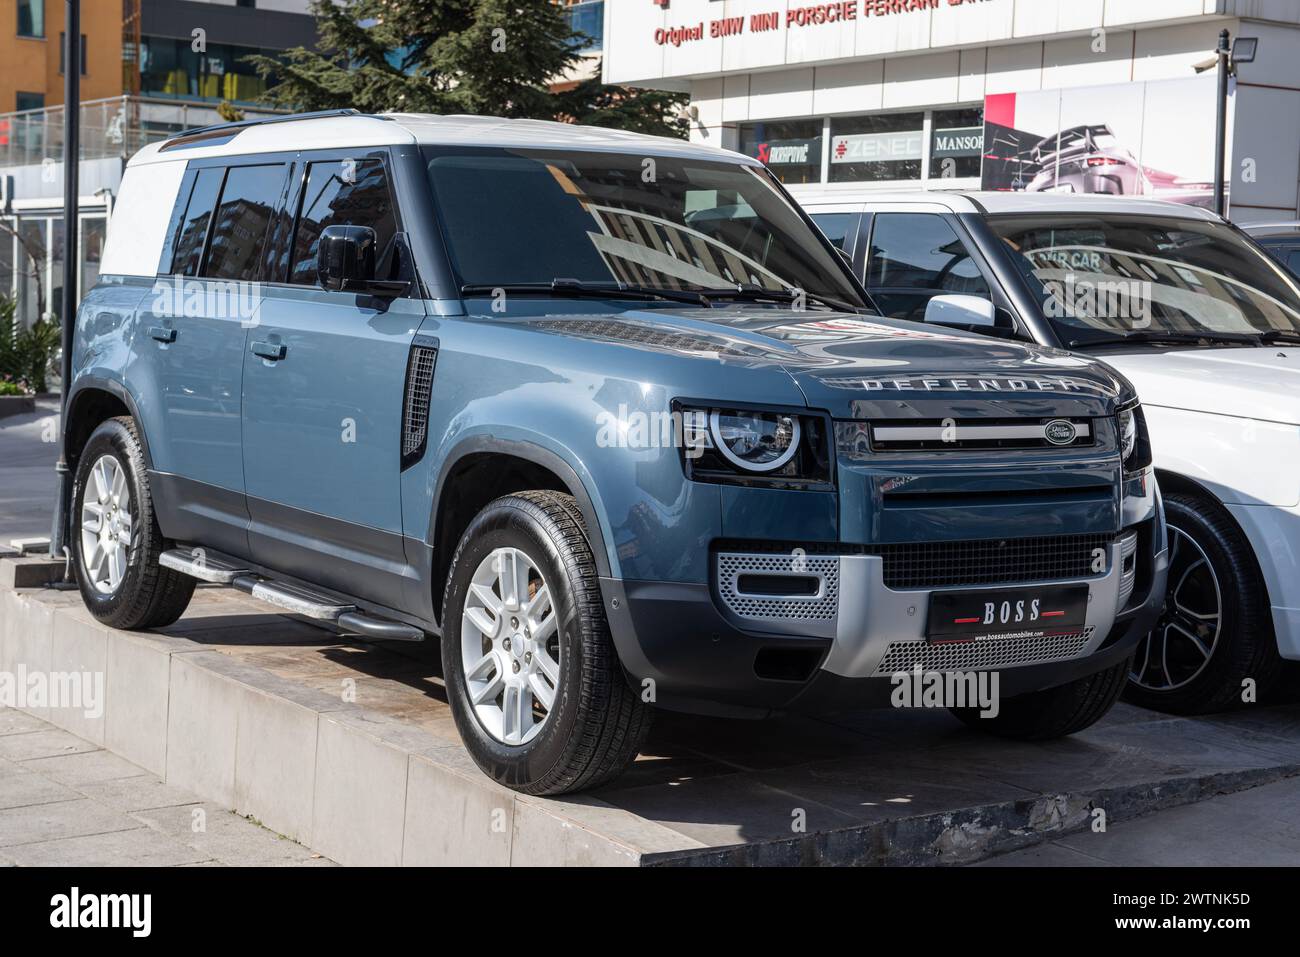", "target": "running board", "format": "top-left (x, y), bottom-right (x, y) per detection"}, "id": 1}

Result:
top-left (159, 548), bottom-right (251, 584)
top-left (160, 549), bottom-right (424, 641)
